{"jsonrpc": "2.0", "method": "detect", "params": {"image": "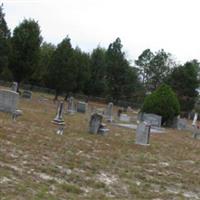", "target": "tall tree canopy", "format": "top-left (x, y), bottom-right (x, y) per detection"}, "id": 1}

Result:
top-left (10, 19), bottom-right (42, 83)
top-left (106, 38), bottom-right (139, 99)
top-left (87, 46), bottom-right (107, 96)
top-left (167, 60), bottom-right (199, 112)
top-left (0, 4), bottom-right (11, 79)
top-left (47, 36), bottom-right (75, 98)
top-left (135, 49), bottom-right (175, 92)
